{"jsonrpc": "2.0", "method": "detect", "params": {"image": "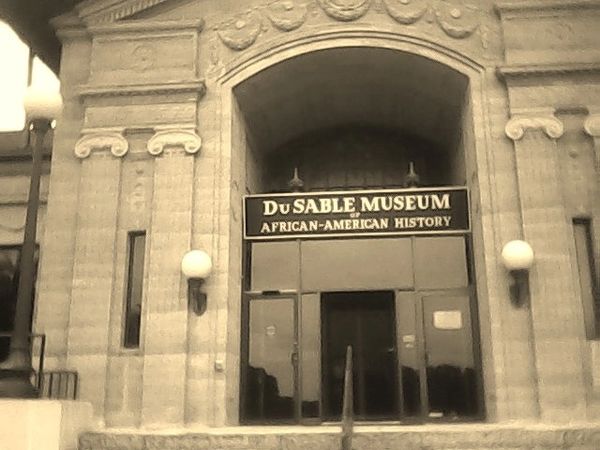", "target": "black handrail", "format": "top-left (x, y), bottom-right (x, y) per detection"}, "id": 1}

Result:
top-left (341, 345), bottom-right (353, 450)
top-left (0, 332), bottom-right (45, 391)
